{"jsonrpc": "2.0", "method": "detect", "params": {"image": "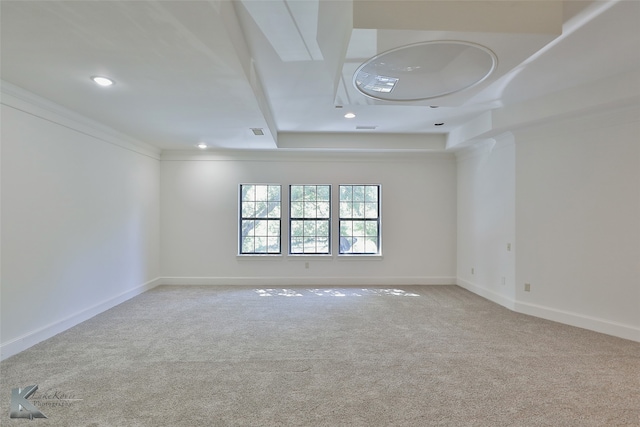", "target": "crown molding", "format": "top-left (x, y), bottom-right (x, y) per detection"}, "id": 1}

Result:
top-left (1, 80), bottom-right (161, 160)
top-left (160, 148), bottom-right (455, 162)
